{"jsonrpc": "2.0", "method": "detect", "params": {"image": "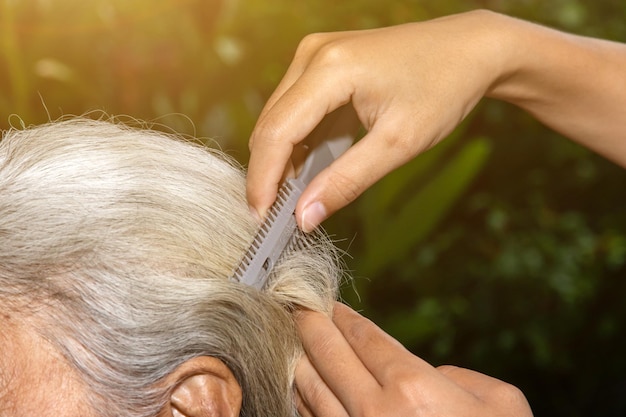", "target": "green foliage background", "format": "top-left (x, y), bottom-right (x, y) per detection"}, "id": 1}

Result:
top-left (1, 1), bottom-right (625, 416)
